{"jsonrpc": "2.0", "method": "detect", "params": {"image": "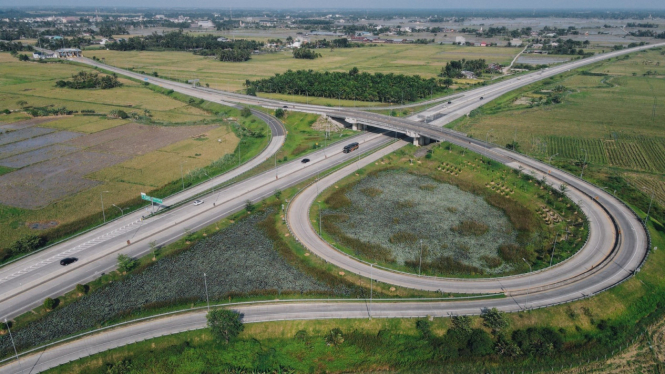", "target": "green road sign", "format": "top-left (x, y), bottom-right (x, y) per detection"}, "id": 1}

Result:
top-left (141, 193), bottom-right (163, 204)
